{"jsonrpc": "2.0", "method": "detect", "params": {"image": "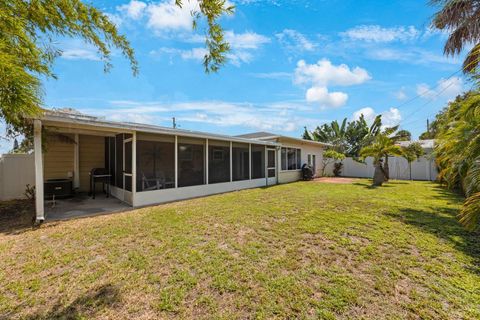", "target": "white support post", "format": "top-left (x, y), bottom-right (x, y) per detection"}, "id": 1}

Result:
top-left (73, 134), bottom-right (80, 189)
top-left (205, 139), bottom-right (209, 185)
top-left (249, 143), bottom-right (252, 180)
top-left (265, 145), bottom-right (268, 186)
top-left (174, 135), bottom-right (178, 188)
top-left (132, 131), bottom-right (137, 203)
top-left (230, 141), bottom-right (233, 182)
top-left (33, 120), bottom-right (44, 222)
